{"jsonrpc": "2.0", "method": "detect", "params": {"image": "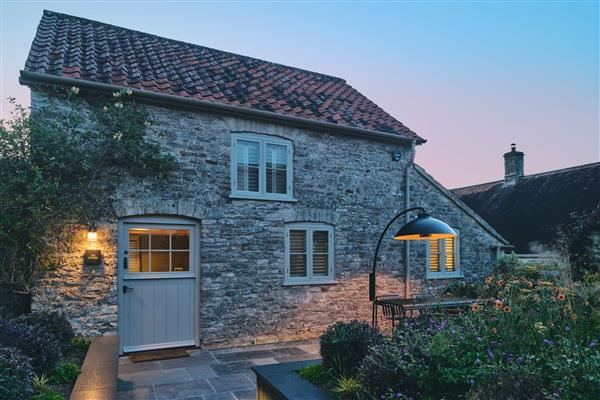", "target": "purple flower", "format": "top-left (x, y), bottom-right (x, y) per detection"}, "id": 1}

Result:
top-left (486, 349), bottom-right (494, 359)
top-left (476, 336), bottom-right (483, 343)
top-left (516, 356), bottom-right (524, 364)
top-left (469, 379), bottom-right (475, 385)
top-left (589, 340), bottom-right (598, 348)
top-left (475, 358), bottom-right (482, 365)
top-left (565, 325), bottom-right (571, 332)
top-left (543, 339), bottom-right (553, 346)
